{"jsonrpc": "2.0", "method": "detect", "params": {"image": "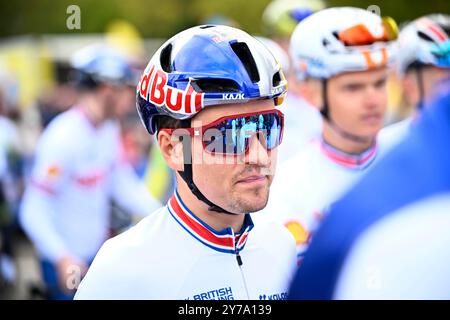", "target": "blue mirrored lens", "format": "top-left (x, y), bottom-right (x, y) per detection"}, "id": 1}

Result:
top-left (204, 112), bottom-right (282, 155)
